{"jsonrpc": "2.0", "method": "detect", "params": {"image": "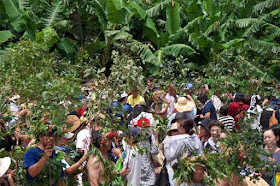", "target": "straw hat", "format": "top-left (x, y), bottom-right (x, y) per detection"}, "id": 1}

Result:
top-left (66, 115), bottom-right (81, 133)
top-left (167, 122), bottom-right (179, 136)
top-left (174, 97), bottom-right (195, 112)
top-left (0, 157), bottom-right (11, 177)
